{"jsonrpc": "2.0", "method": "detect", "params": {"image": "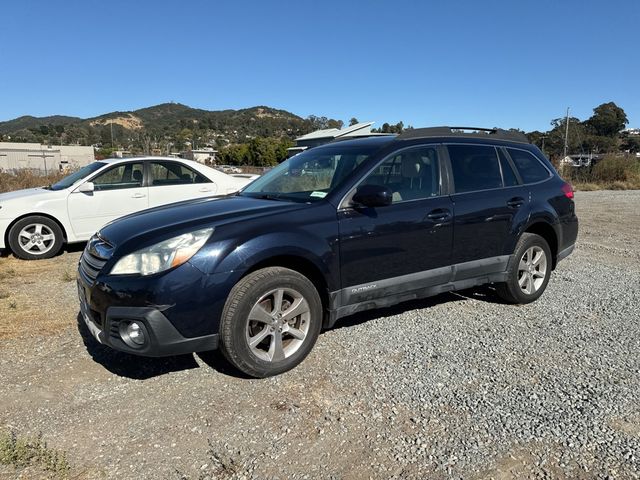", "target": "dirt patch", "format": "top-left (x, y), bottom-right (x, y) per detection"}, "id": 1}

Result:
top-left (90, 114), bottom-right (143, 130)
top-left (0, 251), bottom-right (81, 340)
